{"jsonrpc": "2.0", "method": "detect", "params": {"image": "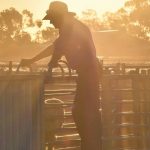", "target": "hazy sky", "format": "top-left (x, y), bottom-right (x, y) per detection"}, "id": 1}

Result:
top-left (0, 0), bottom-right (125, 19)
